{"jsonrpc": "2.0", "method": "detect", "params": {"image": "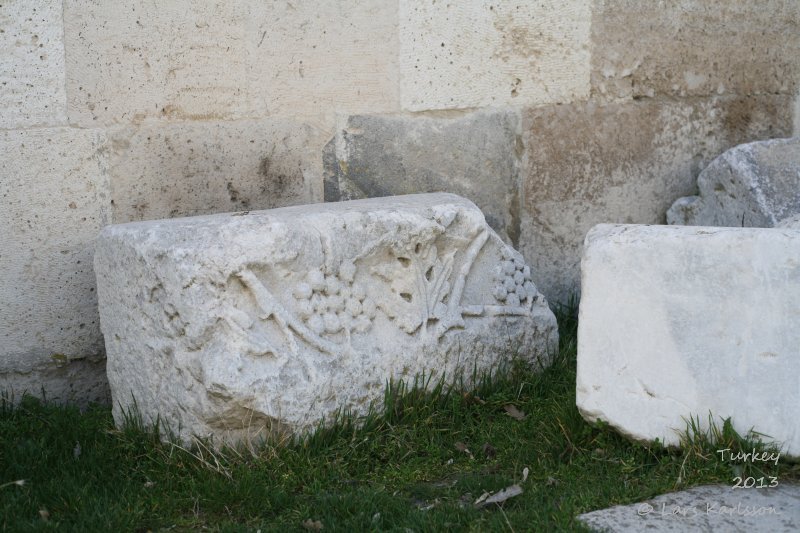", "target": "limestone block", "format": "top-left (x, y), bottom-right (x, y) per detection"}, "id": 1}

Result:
top-left (95, 193), bottom-right (558, 445)
top-left (0, 1), bottom-right (67, 127)
top-left (399, 0), bottom-right (590, 111)
top-left (324, 110), bottom-right (521, 244)
top-left (108, 118), bottom-right (327, 223)
top-left (578, 484), bottom-right (800, 532)
top-left (592, 0), bottom-right (800, 100)
top-left (64, 0), bottom-right (398, 126)
top-left (0, 127), bottom-right (110, 404)
top-left (521, 95), bottom-right (793, 304)
top-left (667, 138), bottom-right (800, 228)
top-left (577, 224), bottom-right (800, 457)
